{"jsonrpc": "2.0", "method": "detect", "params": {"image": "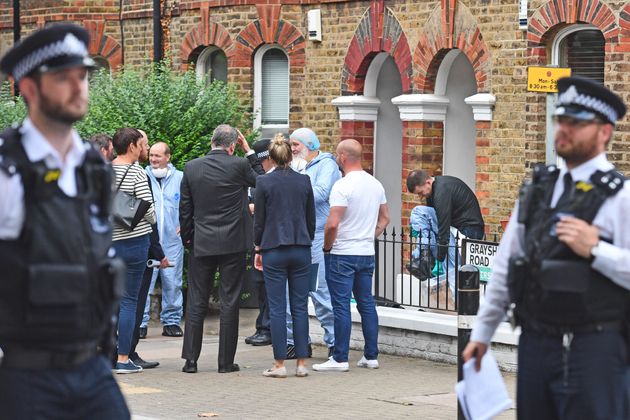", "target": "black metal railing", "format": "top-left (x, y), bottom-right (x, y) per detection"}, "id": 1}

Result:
top-left (374, 227), bottom-right (498, 312)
